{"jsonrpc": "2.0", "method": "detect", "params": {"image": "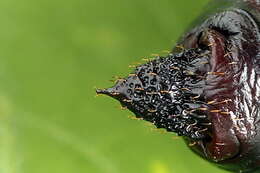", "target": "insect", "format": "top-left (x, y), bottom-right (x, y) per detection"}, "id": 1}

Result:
top-left (97, 0), bottom-right (260, 172)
